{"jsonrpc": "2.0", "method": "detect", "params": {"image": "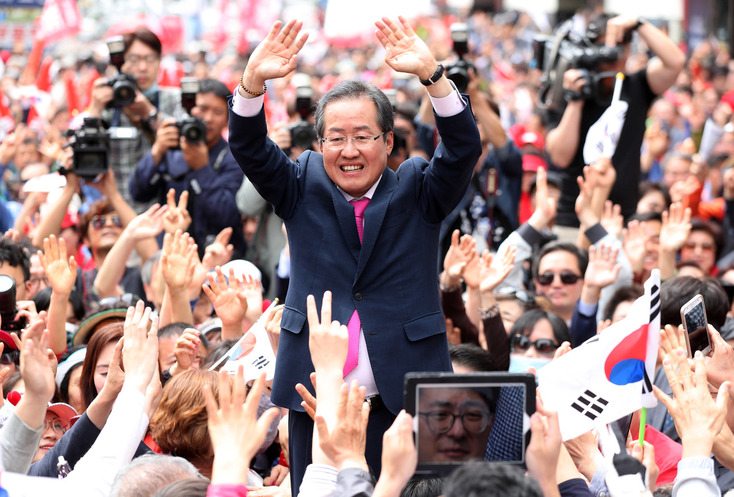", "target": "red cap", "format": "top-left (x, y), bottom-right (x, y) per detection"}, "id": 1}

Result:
top-left (516, 130), bottom-right (545, 150)
top-left (61, 210), bottom-right (79, 230)
top-left (722, 90), bottom-right (734, 109)
top-left (522, 154), bottom-right (547, 172)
